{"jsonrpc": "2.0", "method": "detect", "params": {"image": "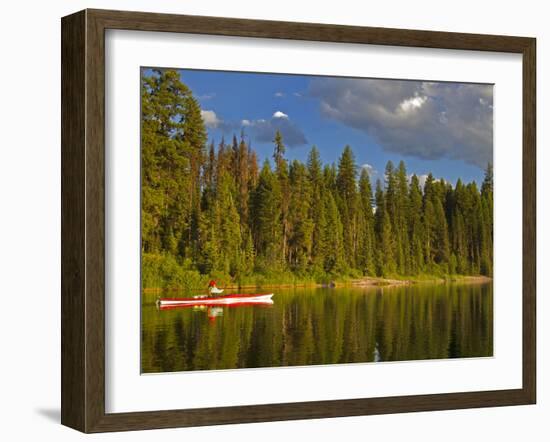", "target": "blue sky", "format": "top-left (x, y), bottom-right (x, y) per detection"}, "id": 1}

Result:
top-left (147, 68), bottom-right (493, 186)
